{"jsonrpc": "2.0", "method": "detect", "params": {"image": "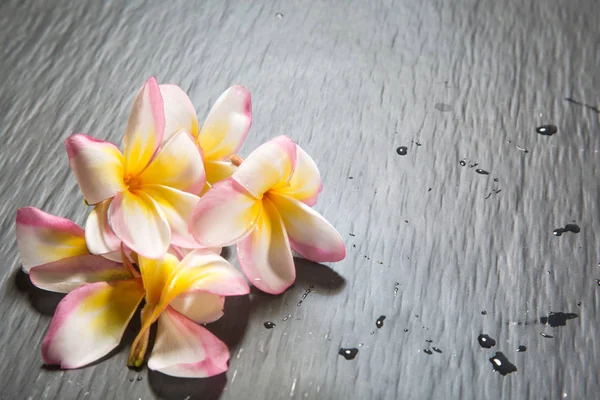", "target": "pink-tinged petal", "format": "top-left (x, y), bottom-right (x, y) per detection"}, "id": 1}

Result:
top-left (137, 131), bottom-right (206, 194)
top-left (189, 178), bottom-right (262, 247)
top-left (268, 193), bottom-right (345, 262)
top-left (237, 197), bottom-right (295, 294)
top-left (142, 185), bottom-right (201, 249)
top-left (170, 291), bottom-right (224, 324)
top-left (85, 200), bottom-right (121, 255)
top-left (160, 84), bottom-right (199, 141)
top-left (16, 207), bottom-right (88, 272)
top-left (232, 135), bottom-right (297, 199)
top-left (169, 249), bottom-right (250, 299)
top-left (198, 85), bottom-right (252, 162)
top-left (172, 246), bottom-right (223, 258)
top-left (205, 160), bottom-right (237, 186)
top-left (273, 145), bottom-right (322, 206)
top-left (65, 134), bottom-right (126, 204)
top-left (29, 254), bottom-right (131, 293)
top-left (42, 280), bottom-right (144, 369)
top-left (100, 250), bottom-right (123, 262)
top-left (109, 189), bottom-right (170, 259)
top-left (148, 307), bottom-right (229, 378)
top-left (122, 77), bottom-right (165, 178)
